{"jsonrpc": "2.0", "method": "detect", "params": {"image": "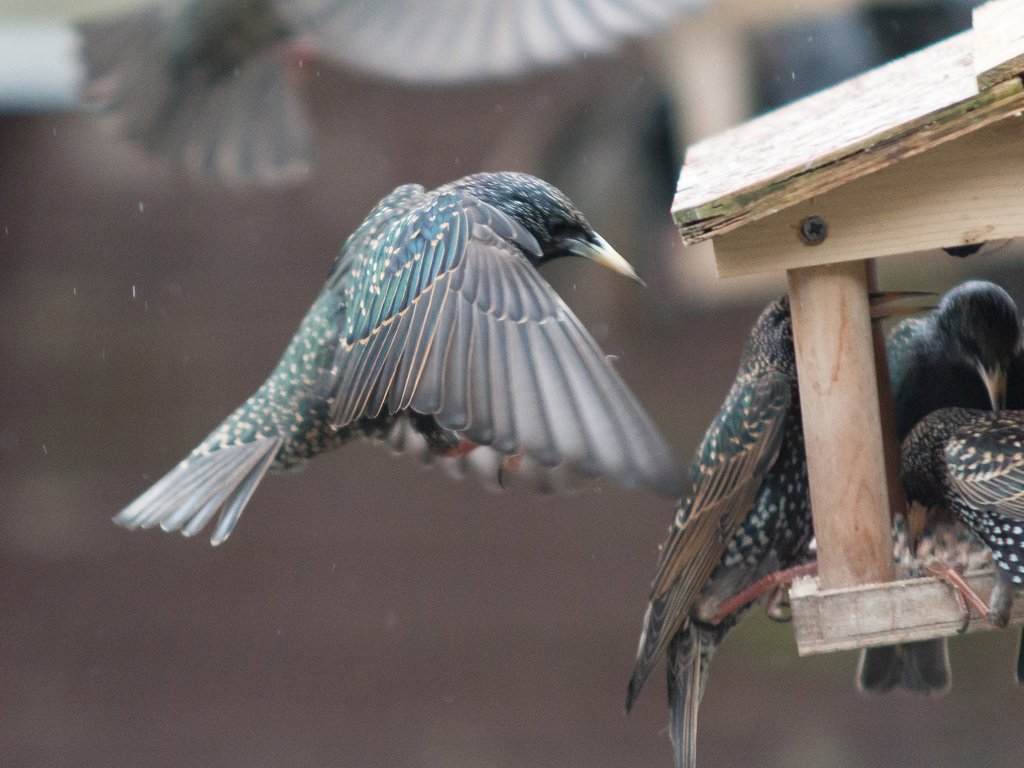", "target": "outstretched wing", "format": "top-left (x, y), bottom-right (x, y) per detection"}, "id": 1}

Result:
top-left (281, 0), bottom-right (705, 83)
top-left (626, 372), bottom-right (791, 708)
top-left (326, 190), bottom-right (680, 496)
top-left (946, 413), bottom-right (1024, 521)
